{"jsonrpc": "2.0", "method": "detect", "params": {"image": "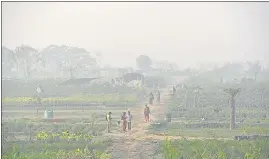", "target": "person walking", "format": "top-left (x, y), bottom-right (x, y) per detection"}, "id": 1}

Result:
top-left (121, 112), bottom-right (127, 132)
top-left (144, 105), bottom-right (151, 122)
top-left (149, 92), bottom-right (154, 105)
top-left (126, 111), bottom-right (132, 131)
top-left (106, 112), bottom-right (112, 133)
top-left (156, 90), bottom-right (160, 104)
top-left (172, 86), bottom-right (176, 96)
